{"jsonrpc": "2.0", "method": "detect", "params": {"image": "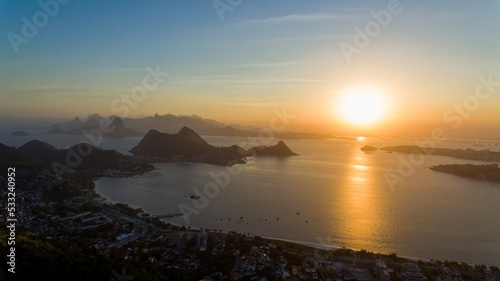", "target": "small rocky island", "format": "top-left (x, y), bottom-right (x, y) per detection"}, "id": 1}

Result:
top-left (430, 163), bottom-right (500, 183)
top-left (248, 141), bottom-right (298, 156)
top-left (11, 130), bottom-right (29, 136)
top-left (360, 145), bottom-right (378, 151)
top-left (129, 127), bottom-right (298, 165)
